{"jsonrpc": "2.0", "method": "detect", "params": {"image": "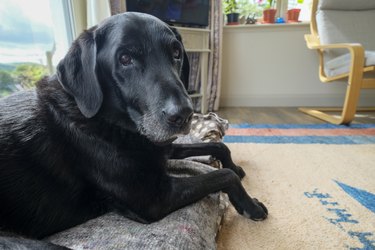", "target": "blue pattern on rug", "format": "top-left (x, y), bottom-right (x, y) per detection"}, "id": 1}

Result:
top-left (305, 187), bottom-right (375, 249)
top-left (335, 180), bottom-right (375, 214)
